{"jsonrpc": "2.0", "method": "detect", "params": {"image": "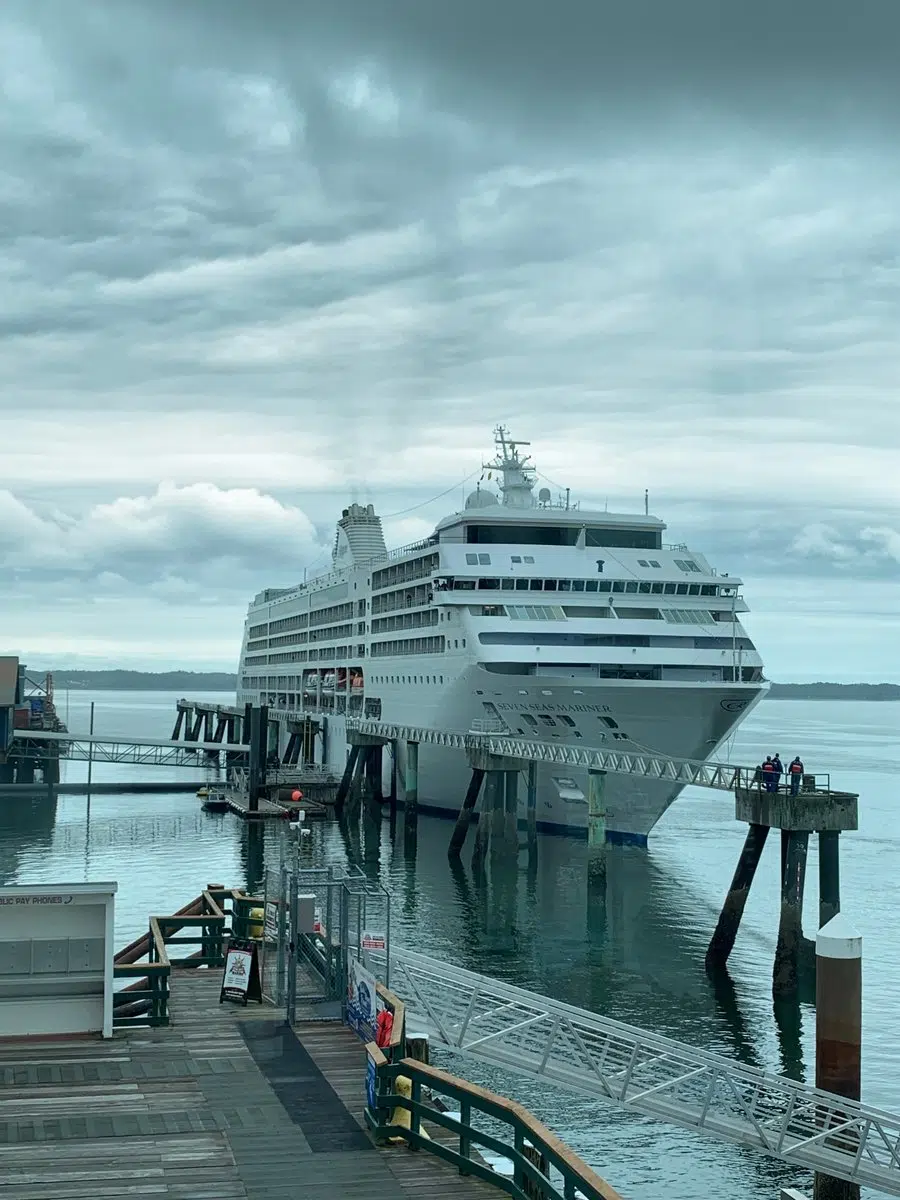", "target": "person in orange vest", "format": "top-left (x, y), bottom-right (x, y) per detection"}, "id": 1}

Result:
top-left (761, 756), bottom-right (776, 792)
top-left (788, 755), bottom-right (804, 796)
